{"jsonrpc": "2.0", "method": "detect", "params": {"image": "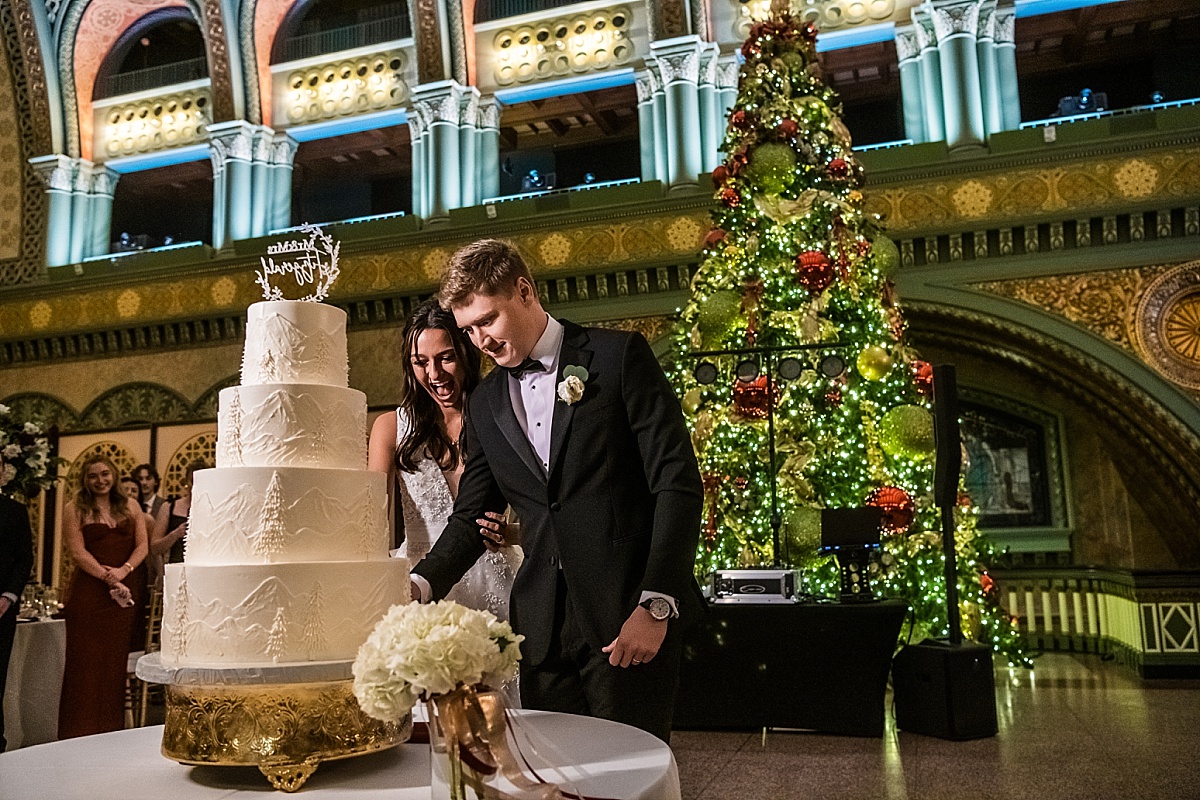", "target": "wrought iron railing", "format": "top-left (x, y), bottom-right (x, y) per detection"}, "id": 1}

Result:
top-left (1019, 97), bottom-right (1200, 130)
top-left (475, 0), bottom-right (590, 24)
top-left (96, 58), bottom-right (208, 100)
top-left (278, 6), bottom-right (412, 63)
